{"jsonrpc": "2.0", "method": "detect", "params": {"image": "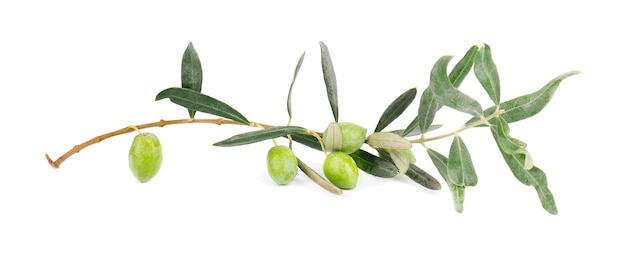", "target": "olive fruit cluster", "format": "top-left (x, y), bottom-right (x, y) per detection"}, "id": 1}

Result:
top-left (128, 132), bottom-right (163, 183)
top-left (321, 122), bottom-right (366, 189)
